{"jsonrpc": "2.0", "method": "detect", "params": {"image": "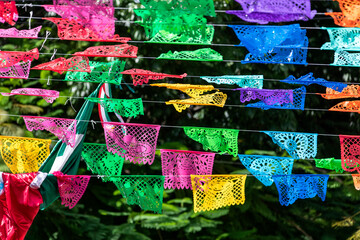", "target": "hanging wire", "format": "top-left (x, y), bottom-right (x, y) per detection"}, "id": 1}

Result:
top-left (0, 112), bottom-right (350, 137)
top-left (15, 15), bottom-right (335, 29)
